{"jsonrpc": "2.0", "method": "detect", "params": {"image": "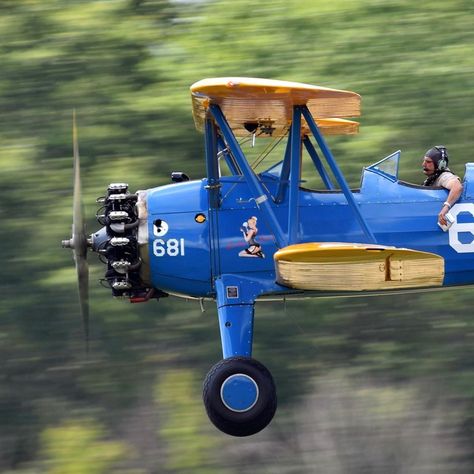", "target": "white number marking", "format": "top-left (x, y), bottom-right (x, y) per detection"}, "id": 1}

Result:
top-left (153, 238), bottom-right (185, 257)
top-left (448, 204), bottom-right (474, 253)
